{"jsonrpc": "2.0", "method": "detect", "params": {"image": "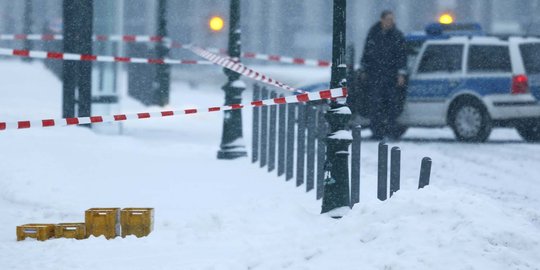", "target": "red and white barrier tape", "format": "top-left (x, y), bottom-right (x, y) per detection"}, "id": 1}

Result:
top-left (188, 46), bottom-right (305, 94)
top-left (0, 34), bottom-right (331, 67)
top-left (0, 48), bottom-right (212, 65)
top-left (0, 34), bottom-right (165, 43)
top-left (170, 41), bottom-right (330, 67)
top-left (0, 46), bottom-right (313, 95)
top-left (241, 52), bottom-right (330, 67)
top-left (0, 46), bottom-right (316, 95)
top-left (0, 88), bottom-right (346, 132)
